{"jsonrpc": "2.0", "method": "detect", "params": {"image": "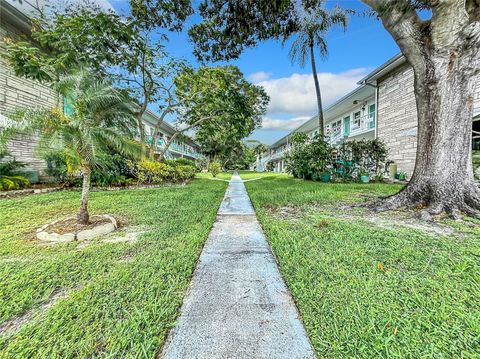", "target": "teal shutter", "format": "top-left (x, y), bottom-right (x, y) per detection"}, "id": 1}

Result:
top-left (369, 104), bottom-right (376, 129)
top-left (343, 116), bottom-right (350, 137)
